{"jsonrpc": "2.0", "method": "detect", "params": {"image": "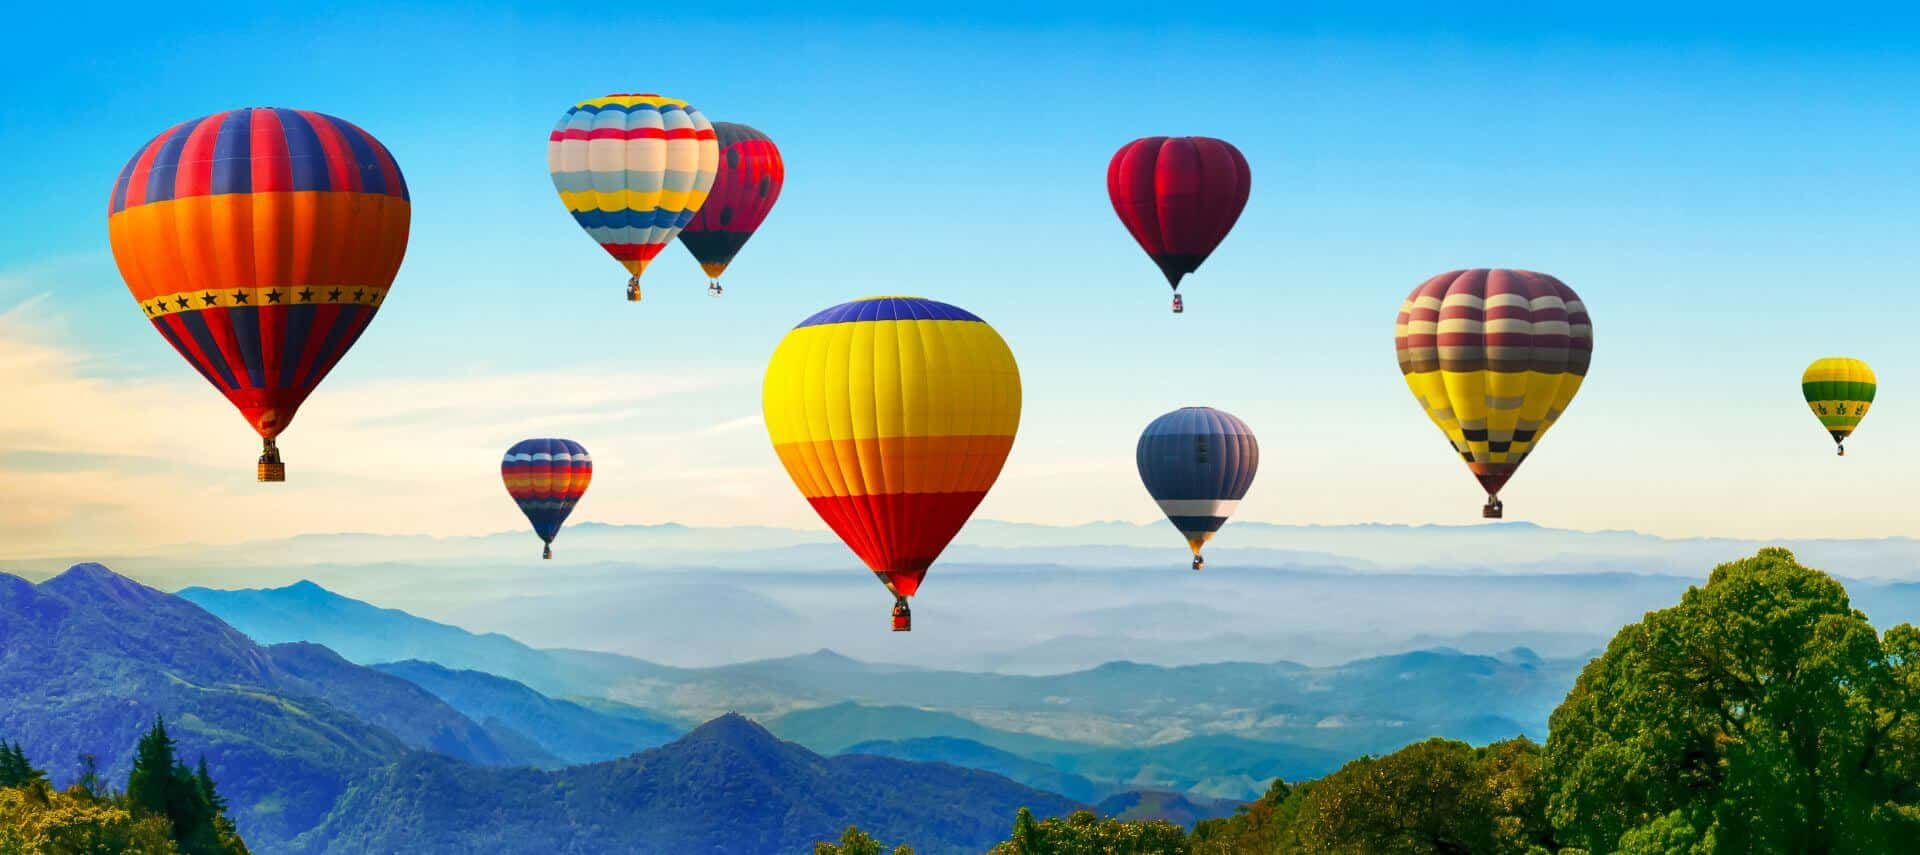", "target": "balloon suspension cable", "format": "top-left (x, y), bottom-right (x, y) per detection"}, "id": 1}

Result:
top-left (1192, 554), bottom-right (1205, 571)
top-left (1482, 495), bottom-right (1504, 520)
top-left (708, 280), bottom-right (724, 297)
top-left (543, 544), bottom-right (553, 560)
top-left (891, 596), bottom-right (912, 632)
top-left (1171, 293), bottom-right (1185, 314)
top-left (257, 437), bottom-right (286, 483)
top-left (626, 276), bottom-right (641, 302)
